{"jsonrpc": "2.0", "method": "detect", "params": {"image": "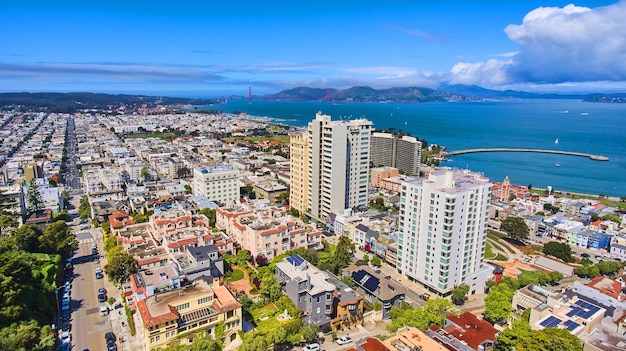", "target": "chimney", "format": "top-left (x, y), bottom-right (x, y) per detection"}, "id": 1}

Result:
top-left (213, 276), bottom-right (221, 287)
